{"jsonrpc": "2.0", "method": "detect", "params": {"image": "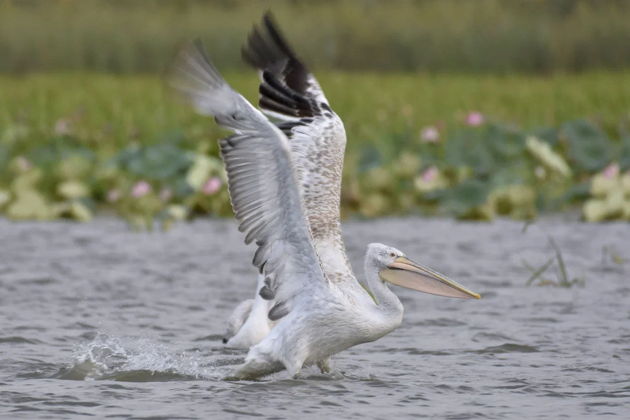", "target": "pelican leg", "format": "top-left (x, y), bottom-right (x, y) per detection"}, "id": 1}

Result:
top-left (285, 360), bottom-right (303, 378)
top-left (317, 358), bottom-right (331, 374)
